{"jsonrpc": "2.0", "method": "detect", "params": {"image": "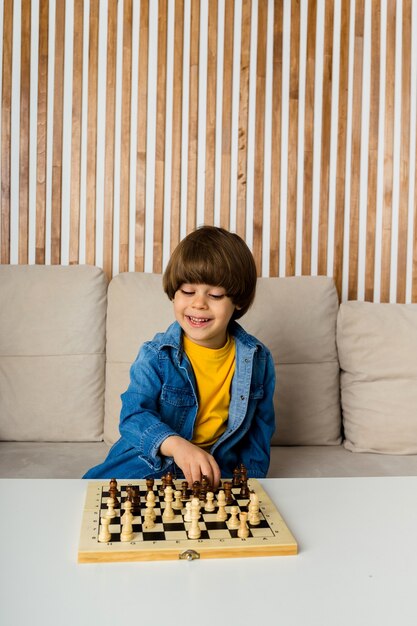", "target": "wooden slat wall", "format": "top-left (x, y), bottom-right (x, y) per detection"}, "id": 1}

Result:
top-left (1, 0), bottom-right (417, 303)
